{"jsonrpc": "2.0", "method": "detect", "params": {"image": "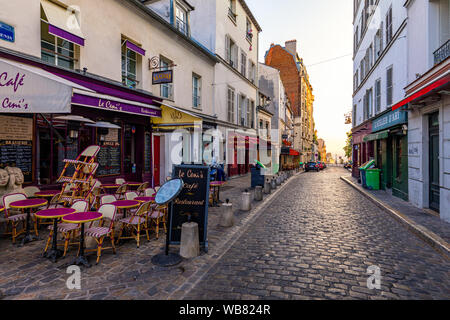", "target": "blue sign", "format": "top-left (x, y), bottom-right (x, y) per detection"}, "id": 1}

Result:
top-left (0, 22), bottom-right (14, 43)
top-left (152, 70), bottom-right (173, 85)
top-left (372, 108), bottom-right (407, 133)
